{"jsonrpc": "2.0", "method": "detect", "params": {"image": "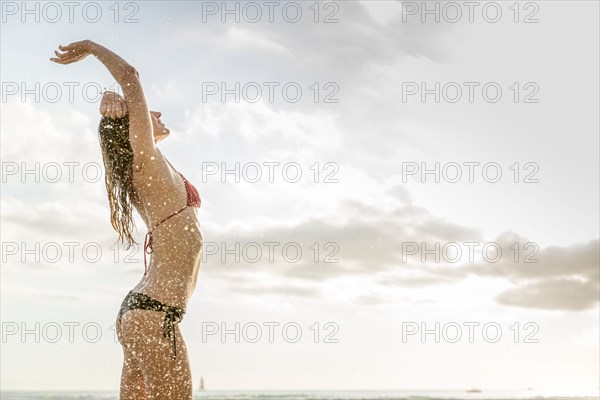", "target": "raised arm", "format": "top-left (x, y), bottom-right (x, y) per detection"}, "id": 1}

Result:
top-left (51, 40), bottom-right (156, 167)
